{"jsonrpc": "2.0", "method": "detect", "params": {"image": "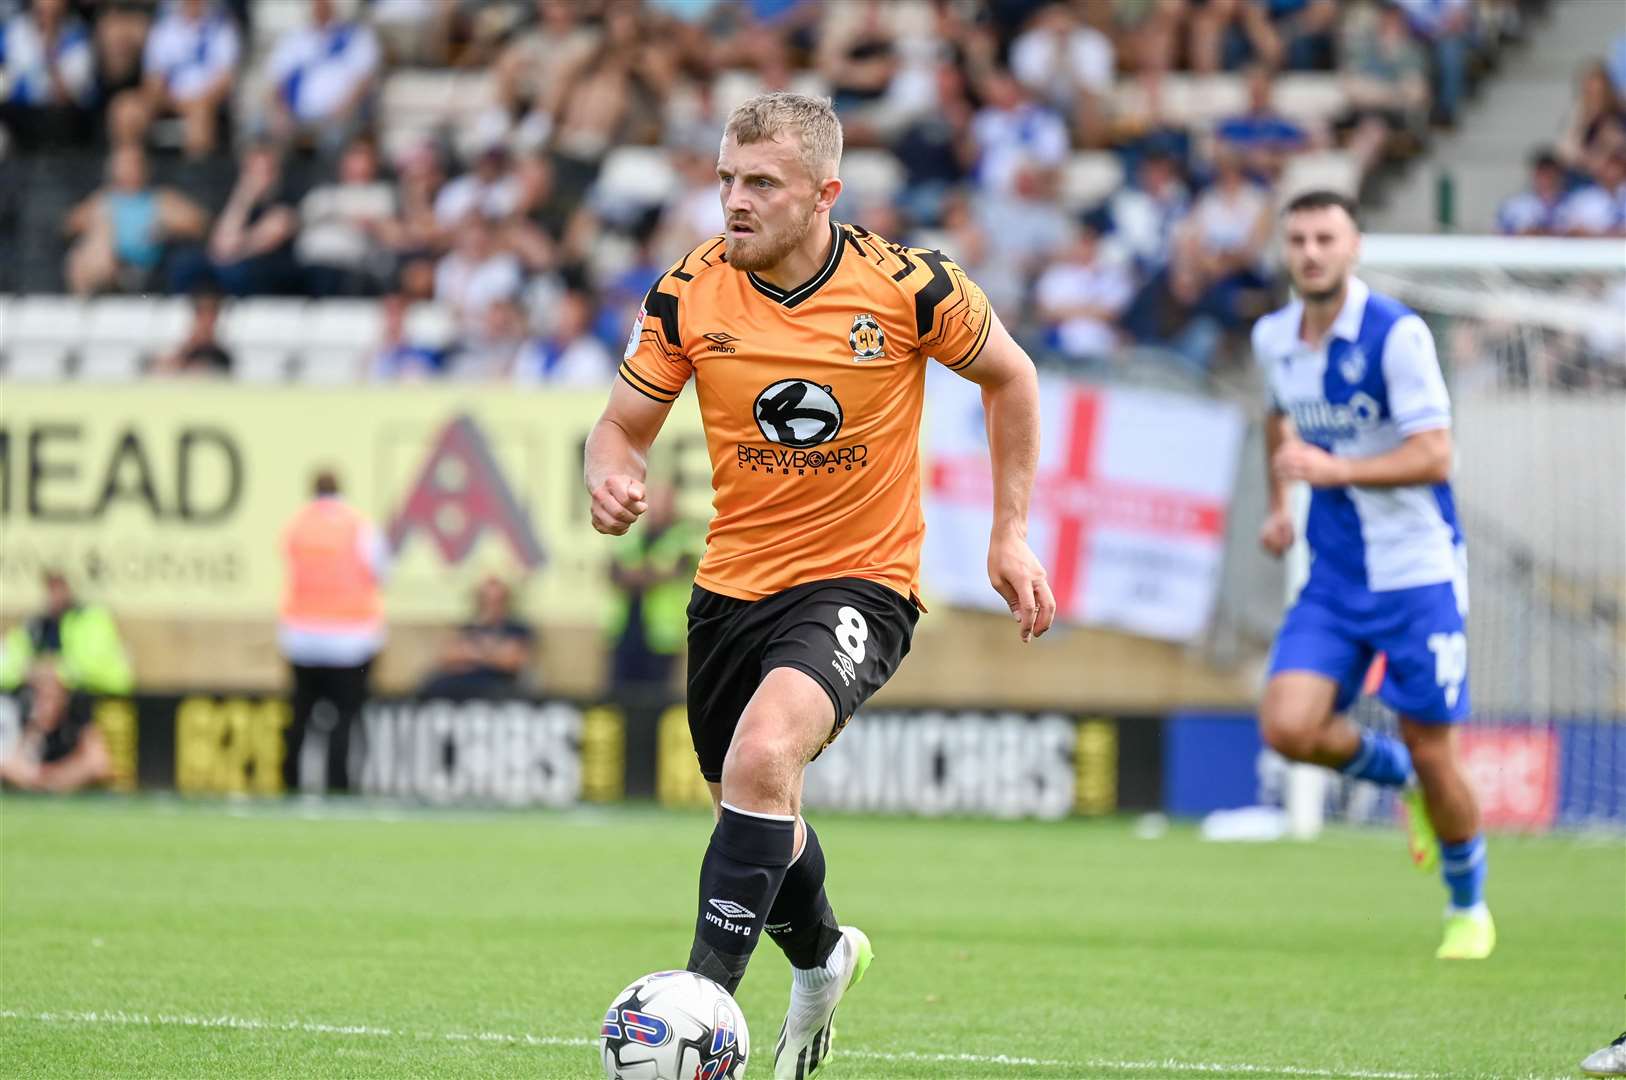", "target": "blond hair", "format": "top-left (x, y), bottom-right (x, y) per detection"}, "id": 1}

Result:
top-left (723, 92), bottom-right (843, 182)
